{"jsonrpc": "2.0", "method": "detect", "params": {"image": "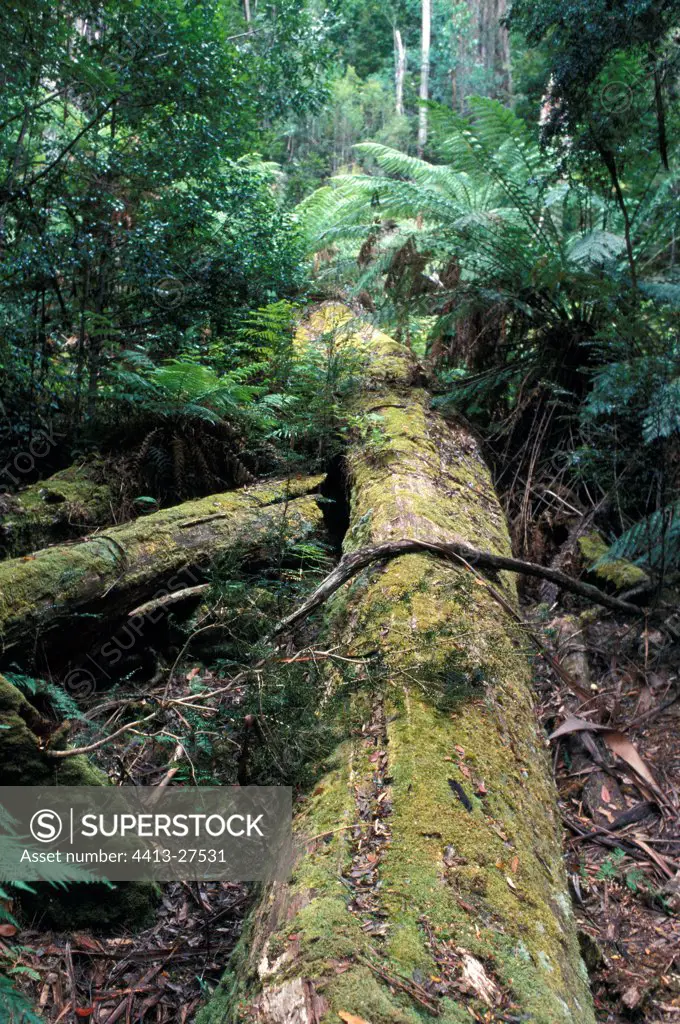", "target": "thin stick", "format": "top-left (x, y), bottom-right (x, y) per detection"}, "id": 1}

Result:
top-left (45, 712), bottom-right (158, 759)
top-left (127, 584), bottom-right (209, 617)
